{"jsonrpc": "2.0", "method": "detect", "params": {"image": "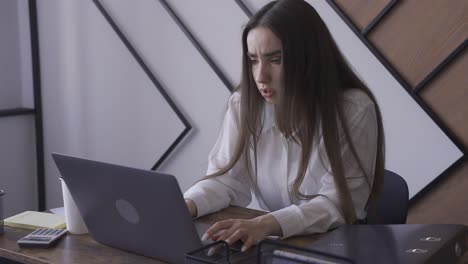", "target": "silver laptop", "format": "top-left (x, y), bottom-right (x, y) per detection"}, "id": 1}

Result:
top-left (52, 153), bottom-right (208, 264)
